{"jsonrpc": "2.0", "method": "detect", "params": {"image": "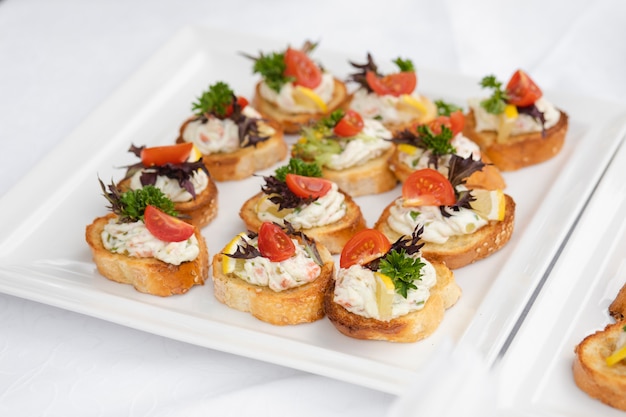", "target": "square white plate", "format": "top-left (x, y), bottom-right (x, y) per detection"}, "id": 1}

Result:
top-left (1, 26), bottom-right (625, 395)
